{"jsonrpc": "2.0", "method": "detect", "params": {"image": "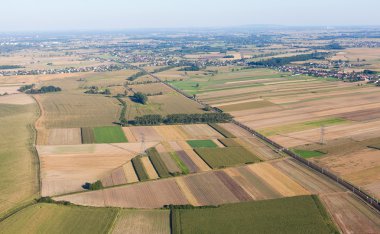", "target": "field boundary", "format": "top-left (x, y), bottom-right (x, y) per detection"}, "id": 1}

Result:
top-left (138, 66), bottom-right (380, 213)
